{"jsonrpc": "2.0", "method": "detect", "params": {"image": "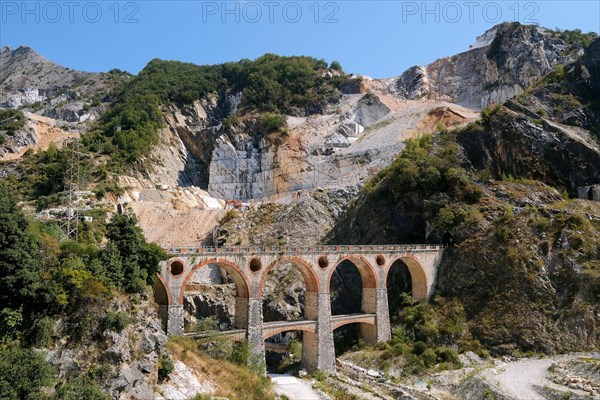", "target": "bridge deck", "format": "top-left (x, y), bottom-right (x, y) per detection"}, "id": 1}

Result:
top-left (166, 244), bottom-right (443, 256)
top-left (184, 313), bottom-right (377, 340)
